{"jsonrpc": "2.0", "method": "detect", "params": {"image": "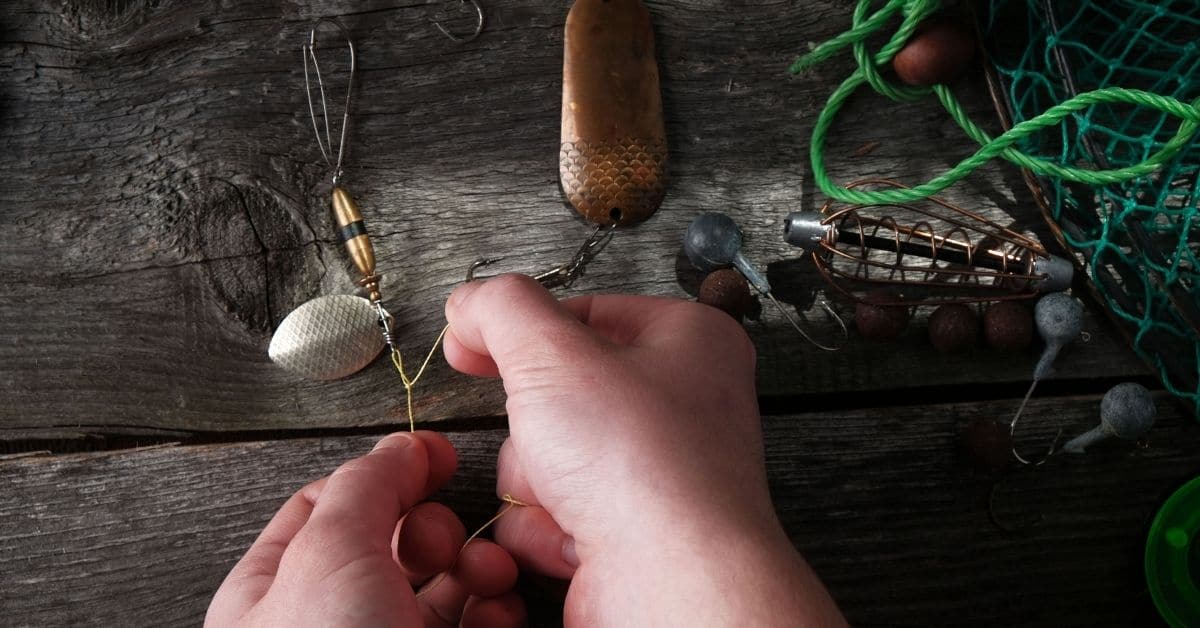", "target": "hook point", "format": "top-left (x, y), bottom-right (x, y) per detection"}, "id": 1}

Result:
top-left (466, 257), bottom-right (503, 282)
